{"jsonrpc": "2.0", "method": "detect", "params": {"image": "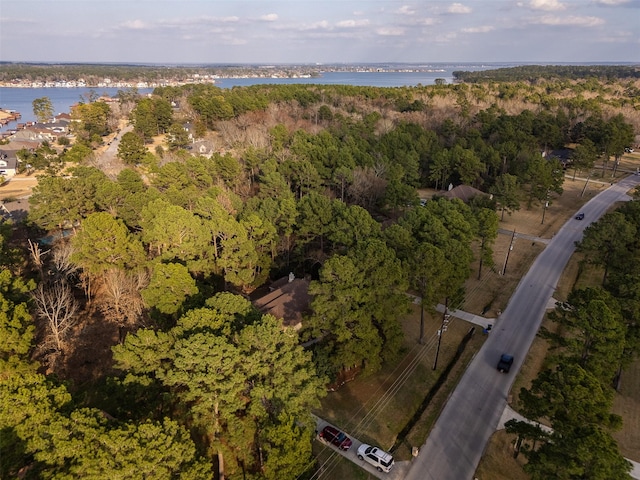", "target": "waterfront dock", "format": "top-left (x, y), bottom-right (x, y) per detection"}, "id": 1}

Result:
top-left (0, 109), bottom-right (21, 126)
